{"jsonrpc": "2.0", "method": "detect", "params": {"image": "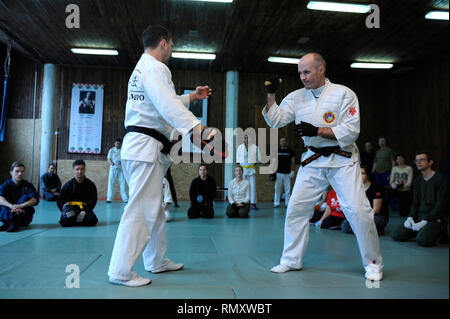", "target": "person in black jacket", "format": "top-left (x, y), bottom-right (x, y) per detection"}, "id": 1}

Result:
top-left (187, 164), bottom-right (216, 218)
top-left (41, 163), bottom-right (62, 201)
top-left (57, 160), bottom-right (98, 227)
